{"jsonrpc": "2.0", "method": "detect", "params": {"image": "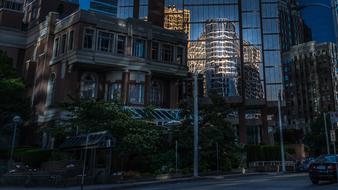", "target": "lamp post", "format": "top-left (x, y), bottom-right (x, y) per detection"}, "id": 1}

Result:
top-left (9, 115), bottom-right (22, 170)
top-left (277, 91), bottom-right (286, 173)
top-left (192, 67), bottom-right (207, 177)
top-left (193, 70), bottom-right (199, 177)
